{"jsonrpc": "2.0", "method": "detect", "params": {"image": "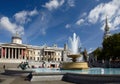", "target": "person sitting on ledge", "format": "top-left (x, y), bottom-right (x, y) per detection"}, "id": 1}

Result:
top-left (3, 65), bottom-right (5, 70)
top-left (25, 72), bottom-right (33, 81)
